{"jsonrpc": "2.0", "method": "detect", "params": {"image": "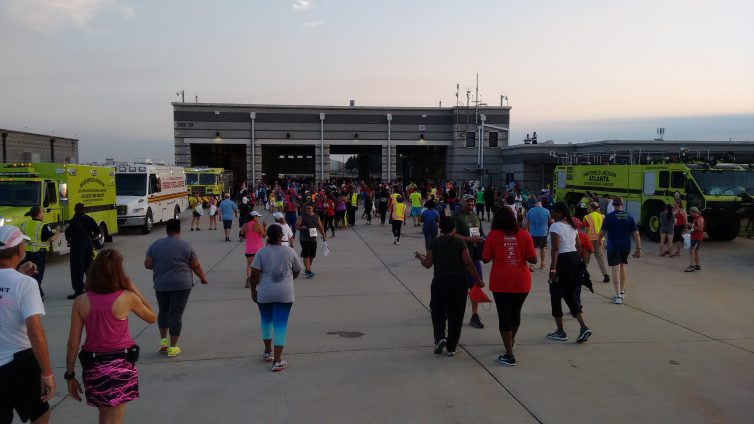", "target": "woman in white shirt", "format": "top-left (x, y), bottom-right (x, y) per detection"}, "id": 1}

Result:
top-left (546, 202), bottom-right (592, 344)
